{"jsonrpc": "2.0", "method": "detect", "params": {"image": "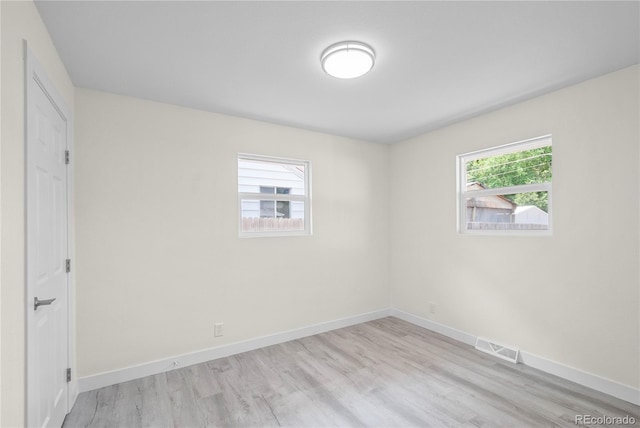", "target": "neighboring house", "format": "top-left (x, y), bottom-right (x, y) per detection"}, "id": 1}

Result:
top-left (238, 159), bottom-right (305, 219)
top-left (466, 182), bottom-right (549, 229)
top-left (466, 182), bottom-right (517, 224)
top-left (514, 205), bottom-right (549, 225)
